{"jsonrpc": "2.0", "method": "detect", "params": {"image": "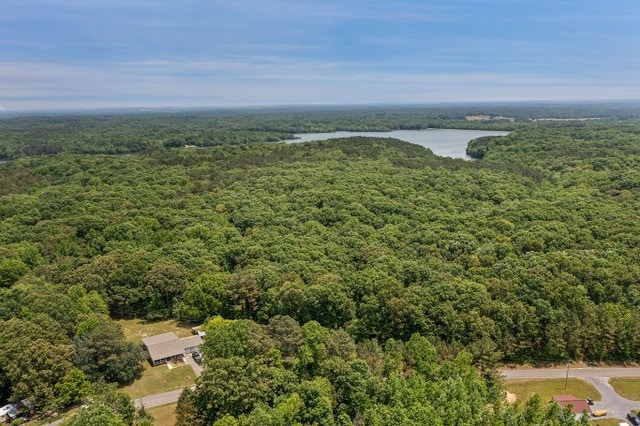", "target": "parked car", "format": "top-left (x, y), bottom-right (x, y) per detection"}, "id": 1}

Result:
top-left (591, 409), bottom-right (607, 417)
top-left (627, 412), bottom-right (640, 426)
top-left (192, 351), bottom-right (202, 364)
